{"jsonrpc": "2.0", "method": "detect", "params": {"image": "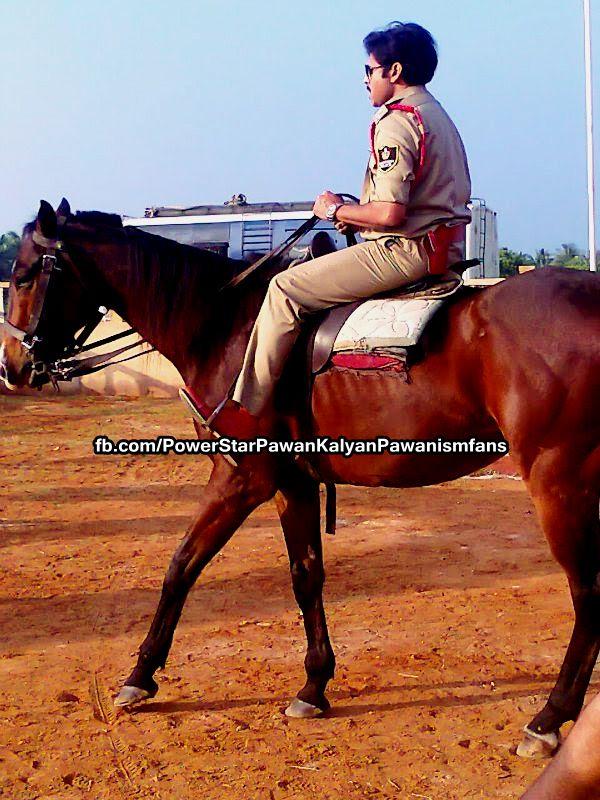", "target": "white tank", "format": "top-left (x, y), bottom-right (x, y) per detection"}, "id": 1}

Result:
top-left (464, 198), bottom-right (499, 278)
